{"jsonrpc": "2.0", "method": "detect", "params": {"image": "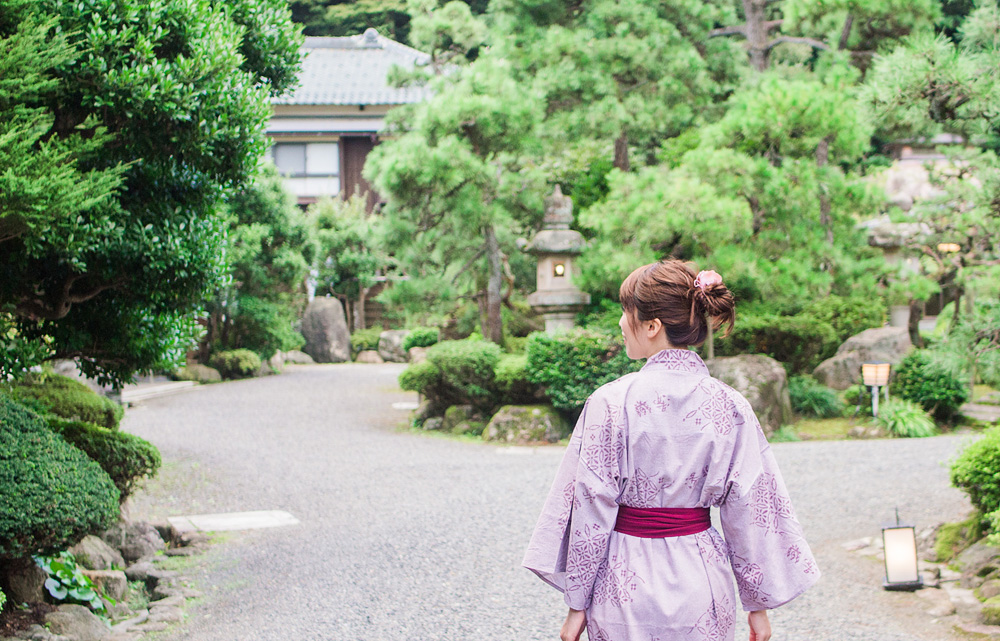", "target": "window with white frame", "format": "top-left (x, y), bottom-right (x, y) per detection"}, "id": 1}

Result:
top-left (272, 142), bottom-right (340, 177)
